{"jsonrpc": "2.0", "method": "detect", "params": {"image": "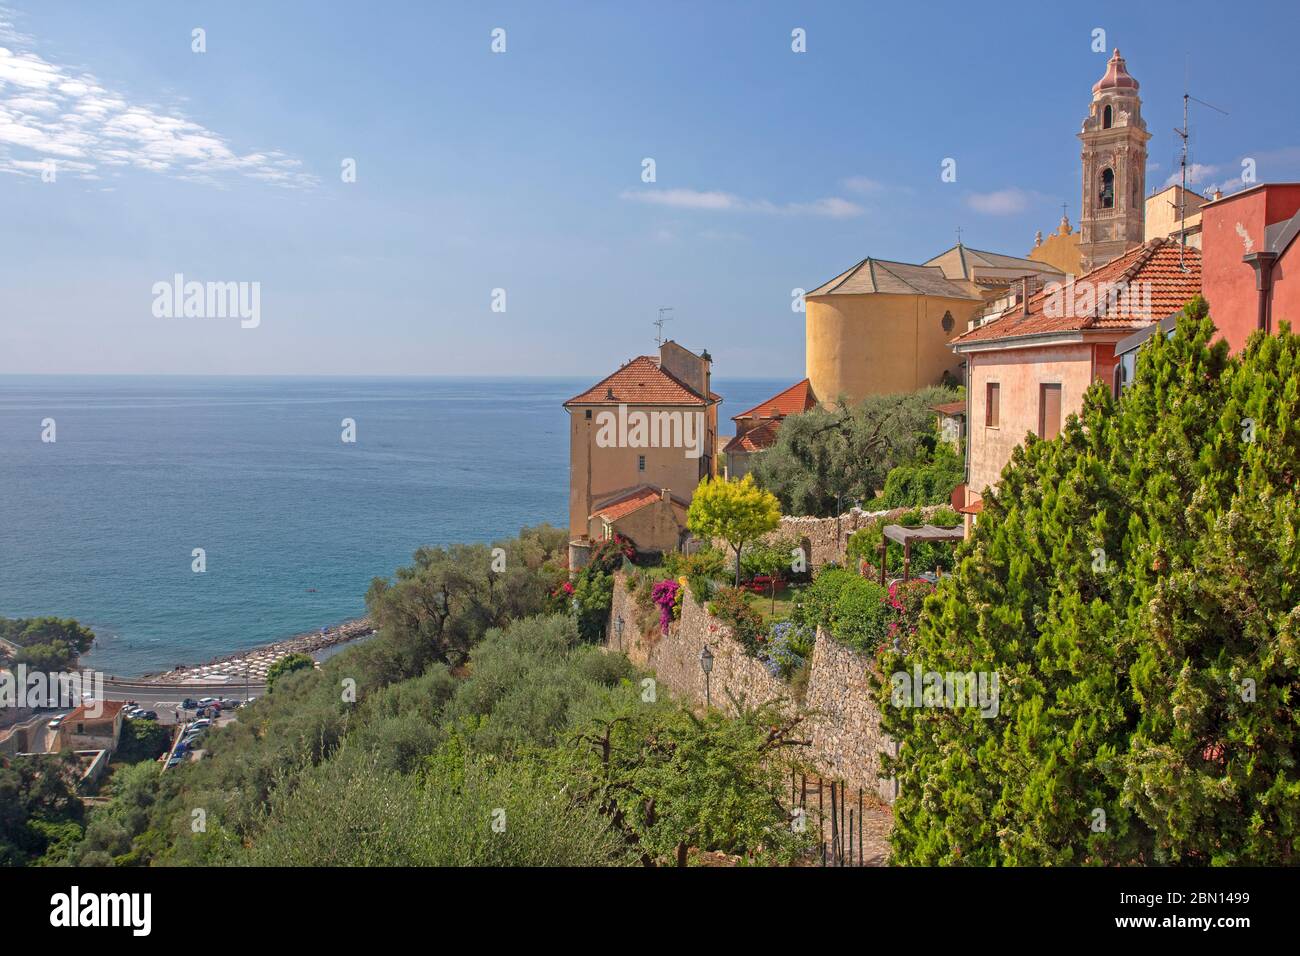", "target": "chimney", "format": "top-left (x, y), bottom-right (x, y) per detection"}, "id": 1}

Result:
top-left (1021, 276), bottom-right (1032, 316)
top-left (661, 487), bottom-right (670, 502)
